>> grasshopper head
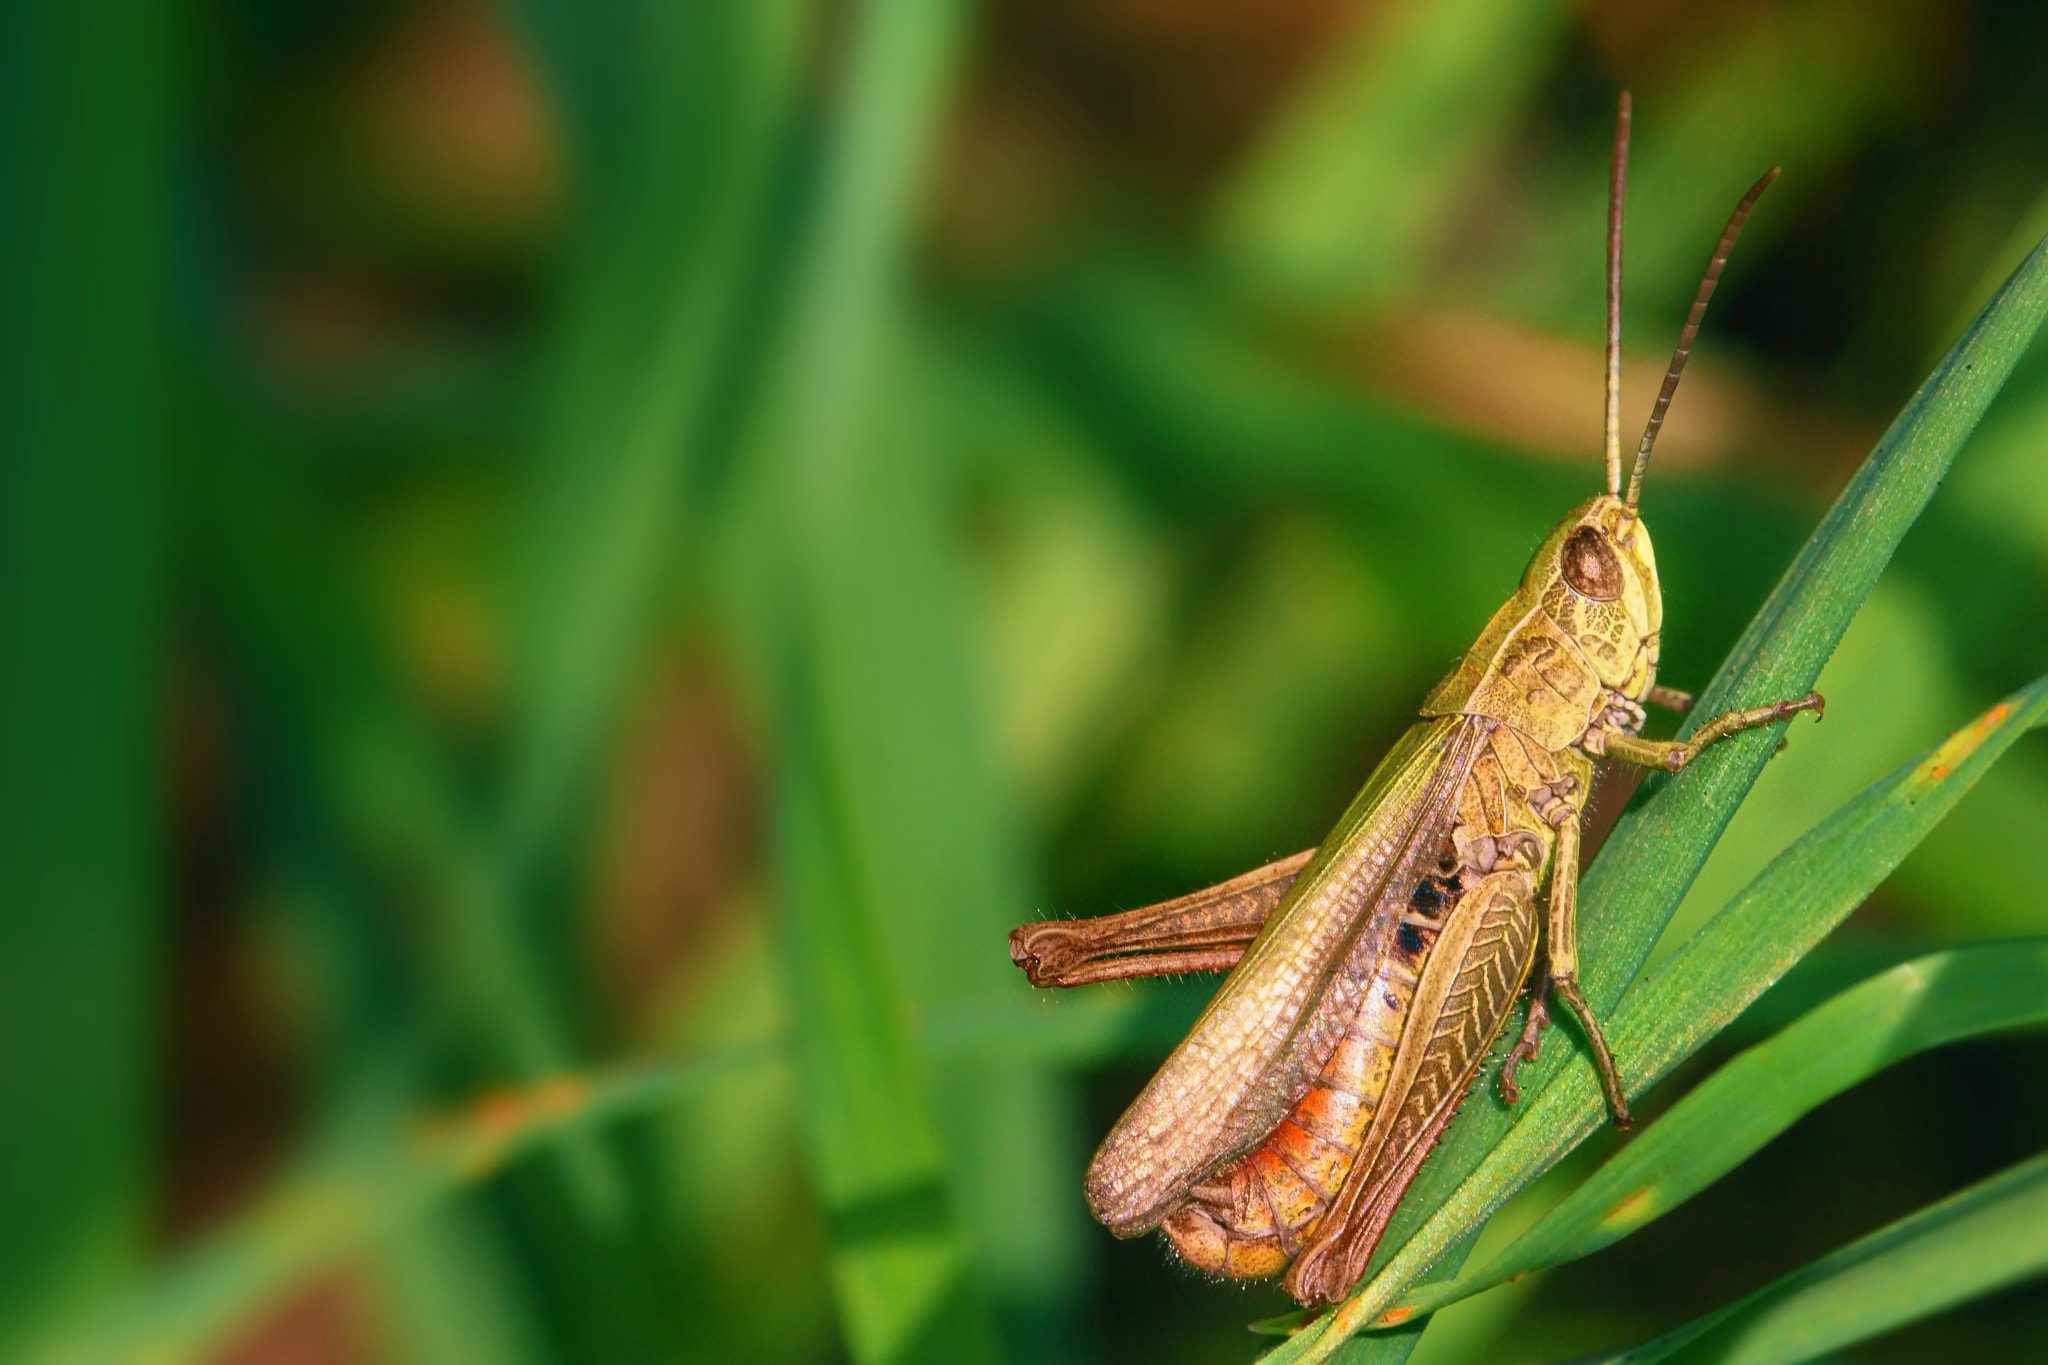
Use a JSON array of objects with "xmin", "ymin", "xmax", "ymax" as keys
[
  {"xmin": 1524, "ymin": 90, "xmax": 1772, "ymax": 703},
  {"xmin": 1523, "ymin": 494, "xmax": 1662, "ymax": 697}
]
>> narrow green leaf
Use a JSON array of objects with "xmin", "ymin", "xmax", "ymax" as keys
[
  {"xmin": 500, "ymin": 0, "xmax": 805, "ymax": 864},
  {"xmin": 779, "ymin": 733, "xmax": 999, "ymax": 1365},
  {"xmin": 1391, "ymin": 937, "xmax": 2048, "ymax": 1320},
  {"xmin": 0, "ymin": 0, "xmax": 168, "ymax": 1351},
  {"xmin": 1265, "ymin": 232, "xmax": 2048, "ymax": 1364},
  {"xmin": 737, "ymin": 0, "xmax": 1009, "ymax": 1359},
  {"xmin": 1595, "ymin": 1151, "xmax": 2048, "ymax": 1365}
]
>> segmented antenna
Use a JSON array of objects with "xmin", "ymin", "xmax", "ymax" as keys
[
  {"xmin": 1604, "ymin": 93, "xmax": 1631, "ymax": 497},
  {"xmin": 1623, "ymin": 164, "xmax": 1780, "ymax": 513}
]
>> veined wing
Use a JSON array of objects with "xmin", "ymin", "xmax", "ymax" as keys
[
  {"xmin": 1085, "ymin": 713, "xmax": 1492, "ymax": 1235},
  {"xmin": 1284, "ymin": 862, "xmax": 1542, "ymax": 1303}
]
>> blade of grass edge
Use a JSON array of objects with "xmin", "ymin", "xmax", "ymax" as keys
[
  {"xmin": 779, "ymin": 726, "xmax": 1001, "ymax": 1365},
  {"xmin": 0, "ymin": 0, "xmax": 168, "ymax": 1350},
  {"xmin": 1264, "ymin": 234, "xmax": 2048, "ymax": 1365},
  {"xmin": 1394, "ymin": 933, "xmax": 2048, "ymax": 1318},
  {"xmin": 498, "ymin": 0, "xmax": 803, "ymax": 868},
  {"xmin": 747, "ymin": 0, "xmax": 1004, "ymax": 1360},
  {"xmin": 1595, "ymin": 1150, "xmax": 2048, "ymax": 1365}
]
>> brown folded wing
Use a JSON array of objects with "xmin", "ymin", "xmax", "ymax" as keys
[{"xmin": 1084, "ymin": 714, "xmax": 1492, "ymax": 1237}]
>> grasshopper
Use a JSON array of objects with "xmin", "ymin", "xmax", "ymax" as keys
[{"xmin": 1008, "ymin": 94, "xmax": 1823, "ymax": 1307}]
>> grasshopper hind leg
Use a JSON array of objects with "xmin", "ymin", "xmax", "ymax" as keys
[{"xmin": 1008, "ymin": 848, "xmax": 1312, "ymax": 987}]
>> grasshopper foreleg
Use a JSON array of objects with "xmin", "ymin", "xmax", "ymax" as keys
[
  {"xmin": 1644, "ymin": 684, "xmax": 1695, "ymax": 713},
  {"xmin": 1594, "ymin": 691, "xmax": 1823, "ymax": 772}
]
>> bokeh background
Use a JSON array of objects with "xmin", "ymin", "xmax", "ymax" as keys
[{"xmin": 6, "ymin": 0, "xmax": 2048, "ymax": 1361}]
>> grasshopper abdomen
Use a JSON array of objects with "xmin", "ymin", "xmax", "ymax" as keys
[{"xmin": 1160, "ymin": 720, "xmax": 1572, "ymax": 1300}]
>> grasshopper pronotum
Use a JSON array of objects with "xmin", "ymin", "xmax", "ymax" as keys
[{"xmin": 1008, "ymin": 93, "xmax": 1823, "ymax": 1308}]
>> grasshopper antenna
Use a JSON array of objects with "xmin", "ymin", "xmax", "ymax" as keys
[
  {"xmin": 1623, "ymin": 163, "xmax": 1780, "ymax": 513},
  {"xmin": 1604, "ymin": 92, "xmax": 1631, "ymax": 497}
]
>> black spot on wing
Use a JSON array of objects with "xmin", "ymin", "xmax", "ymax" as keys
[{"xmin": 1410, "ymin": 872, "xmax": 1468, "ymax": 923}]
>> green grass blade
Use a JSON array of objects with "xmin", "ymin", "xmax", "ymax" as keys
[
  {"xmin": 500, "ymin": 0, "xmax": 804, "ymax": 864},
  {"xmin": 1261, "ymin": 234, "xmax": 2048, "ymax": 1365},
  {"xmin": 779, "ymin": 733, "xmax": 1001, "ymax": 1365},
  {"xmin": 1391, "ymin": 936, "xmax": 2048, "ymax": 1320},
  {"xmin": 0, "ymin": 0, "xmax": 168, "ymax": 1351},
  {"xmin": 1593, "ymin": 1151, "xmax": 2048, "ymax": 1365},
  {"xmin": 734, "ymin": 0, "xmax": 1011, "ymax": 1358}
]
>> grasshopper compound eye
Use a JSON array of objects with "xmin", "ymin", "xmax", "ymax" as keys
[{"xmin": 1562, "ymin": 526, "xmax": 1624, "ymax": 600}]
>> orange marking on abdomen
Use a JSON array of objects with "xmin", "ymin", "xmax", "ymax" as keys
[
  {"xmin": 1161, "ymin": 967, "xmax": 1412, "ymax": 1279},
  {"xmin": 1269, "ymin": 1119, "xmax": 1351, "ymax": 1199}
]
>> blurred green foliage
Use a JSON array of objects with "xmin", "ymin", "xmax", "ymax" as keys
[{"xmin": 6, "ymin": 0, "xmax": 2048, "ymax": 1361}]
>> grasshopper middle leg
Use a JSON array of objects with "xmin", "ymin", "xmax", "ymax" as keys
[
  {"xmin": 1518, "ymin": 801, "xmax": 1633, "ymax": 1128},
  {"xmin": 1515, "ymin": 690, "xmax": 1826, "ymax": 1123}
]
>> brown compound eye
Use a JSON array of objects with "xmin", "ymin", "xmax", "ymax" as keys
[{"xmin": 1561, "ymin": 525, "xmax": 1624, "ymax": 600}]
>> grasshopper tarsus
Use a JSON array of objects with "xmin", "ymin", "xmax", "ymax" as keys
[
  {"xmin": 1007, "ymin": 924, "xmax": 1058, "ymax": 985},
  {"xmin": 1499, "ymin": 974, "xmax": 1552, "ymax": 1105},
  {"xmin": 1606, "ymin": 689, "xmax": 1827, "ymax": 775}
]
